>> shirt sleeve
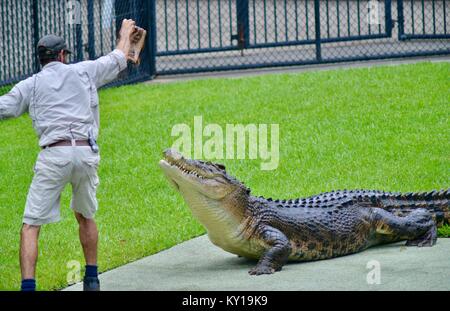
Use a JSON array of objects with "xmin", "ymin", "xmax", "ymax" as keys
[
  {"xmin": 75, "ymin": 49, "xmax": 128, "ymax": 89},
  {"xmin": 0, "ymin": 78, "xmax": 33, "ymax": 120}
]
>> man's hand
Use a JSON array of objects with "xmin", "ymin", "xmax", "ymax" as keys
[
  {"xmin": 116, "ymin": 19, "xmax": 147, "ymax": 65},
  {"xmin": 128, "ymin": 27, "xmax": 147, "ymax": 64},
  {"xmin": 116, "ymin": 19, "xmax": 137, "ymax": 61},
  {"xmin": 119, "ymin": 19, "xmax": 136, "ymax": 40}
]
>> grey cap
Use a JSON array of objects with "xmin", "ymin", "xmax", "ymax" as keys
[{"xmin": 37, "ymin": 34, "xmax": 72, "ymax": 54}]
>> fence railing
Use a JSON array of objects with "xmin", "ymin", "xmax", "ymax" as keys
[{"xmin": 0, "ymin": 0, "xmax": 449, "ymax": 92}]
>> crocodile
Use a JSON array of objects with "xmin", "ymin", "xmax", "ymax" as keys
[{"xmin": 159, "ymin": 149, "xmax": 449, "ymax": 275}]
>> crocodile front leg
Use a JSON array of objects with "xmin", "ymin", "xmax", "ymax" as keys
[{"xmin": 249, "ymin": 226, "xmax": 291, "ymax": 276}]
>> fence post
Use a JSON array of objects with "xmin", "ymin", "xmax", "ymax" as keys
[
  {"xmin": 32, "ymin": 0, "xmax": 40, "ymax": 73},
  {"xmin": 147, "ymin": 0, "xmax": 157, "ymax": 77},
  {"xmin": 87, "ymin": 0, "xmax": 96, "ymax": 59},
  {"xmin": 75, "ymin": 23, "xmax": 83, "ymax": 61},
  {"xmin": 385, "ymin": 0, "xmax": 392, "ymax": 37},
  {"xmin": 397, "ymin": 0, "xmax": 405, "ymax": 40},
  {"xmin": 236, "ymin": 0, "xmax": 249, "ymax": 49},
  {"xmin": 314, "ymin": 0, "xmax": 322, "ymax": 61}
]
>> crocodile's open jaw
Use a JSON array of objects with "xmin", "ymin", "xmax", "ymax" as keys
[
  {"xmin": 159, "ymin": 148, "xmax": 251, "ymax": 237},
  {"xmin": 159, "ymin": 149, "xmax": 237, "ymax": 199}
]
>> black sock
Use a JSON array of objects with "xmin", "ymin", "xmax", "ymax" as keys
[
  {"xmin": 21, "ymin": 279, "xmax": 36, "ymax": 291},
  {"xmin": 85, "ymin": 265, "xmax": 98, "ymax": 278}
]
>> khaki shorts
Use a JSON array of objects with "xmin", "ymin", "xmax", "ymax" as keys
[{"xmin": 23, "ymin": 146, "xmax": 100, "ymax": 225}]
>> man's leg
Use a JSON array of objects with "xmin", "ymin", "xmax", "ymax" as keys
[
  {"xmin": 74, "ymin": 212, "xmax": 100, "ymax": 291},
  {"xmin": 75, "ymin": 212, "xmax": 98, "ymax": 265},
  {"xmin": 20, "ymin": 224, "xmax": 41, "ymax": 291},
  {"xmin": 21, "ymin": 147, "xmax": 72, "ymax": 291},
  {"xmin": 72, "ymin": 147, "xmax": 101, "ymax": 290}
]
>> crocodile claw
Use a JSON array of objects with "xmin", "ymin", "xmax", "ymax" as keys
[
  {"xmin": 248, "ymin": 266, "xmax": 276, "ymax": 276},
  {"xmin": 405, "ymin": 225, "xmax": 438, "ymax": 247}
]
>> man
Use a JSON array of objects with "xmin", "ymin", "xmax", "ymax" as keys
[{"xmin": 0, "ymin": 19, "xmax": 145, "ymax": 291}]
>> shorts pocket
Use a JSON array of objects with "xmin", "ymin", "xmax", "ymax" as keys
[
  {"xmin": 52, "ymin": 158, "xmax": 72, "ymax": 167},
  {"xmin": 82, "ymin": 157, "xmax": 100, "ymax": 187},
  {"xmin": 34, "ymin": 157, "xmax": 71, "ymax": 173},
  {"xmin": 82, "ymin": 156, "xmax": 100, "ymax": 169}
]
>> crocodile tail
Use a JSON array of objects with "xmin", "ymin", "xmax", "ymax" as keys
[{"xmin": 378, "ymin": 189, "xmax": 450, "ymax": 226}]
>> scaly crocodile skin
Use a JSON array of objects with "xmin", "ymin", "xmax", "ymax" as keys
[{"xmin": 159, "ymin": 149, "xmax": 449, "ymax": 275}]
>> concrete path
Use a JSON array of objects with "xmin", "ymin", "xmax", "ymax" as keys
[{"xmin": 64, "ymin": 236, "xmax": 450, "ymax": 291}]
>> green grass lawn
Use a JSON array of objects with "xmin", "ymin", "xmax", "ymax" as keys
[{"xmin": 0, "ymin": 62, "xmax": 449, "ymax": 290}]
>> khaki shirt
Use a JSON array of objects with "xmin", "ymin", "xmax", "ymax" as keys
[{"xmin": 0, "ymin": 49, "xmax": 127, "ymax": 147}]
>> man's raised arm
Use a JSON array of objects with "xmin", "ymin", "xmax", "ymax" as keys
[{"xmin": 76, "ymin": 19, "xmax": 146, "ymax": 89}]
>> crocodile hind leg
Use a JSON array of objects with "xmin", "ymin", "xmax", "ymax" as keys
[
  {"xmin": 404, "ymin": 226, "xmax": 437, "ymax": 247},
  {"xmin": 371, "ymin": 208, "xmax": 437, "ymax": 247},
  {"xmin": 248, "ymin": 226, "xmax": 291, "ymax": 276}
]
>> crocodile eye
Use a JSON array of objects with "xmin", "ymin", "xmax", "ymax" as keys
[{"xmin": 215, "ymin": 164, "xmax": 226, "ymax": 171}]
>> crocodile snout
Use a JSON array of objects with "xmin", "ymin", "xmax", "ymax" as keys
[{"xmin": 163, "ymin": 148, "xmax": 183, "ymax": 162}]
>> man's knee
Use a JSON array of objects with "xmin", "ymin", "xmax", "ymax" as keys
[
  {"xmin": 75, "ymin": 212, "xmax": 96, "ymax": 227},
  {"xmin": 21, "ymin": 224, "xmax": 41, "ymax": 233}
]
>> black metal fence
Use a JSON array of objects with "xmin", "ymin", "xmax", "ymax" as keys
[
  {"xmin": 155, "ymin": 0, "xmax": 450, "ymax": 74},
  {"xmin": 0, "ymin": 0, "xmax": 155, "ymax": 93},
  {"xmin": 1, "ymin": 0, "xmax": 449, "ymax": 93}
]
